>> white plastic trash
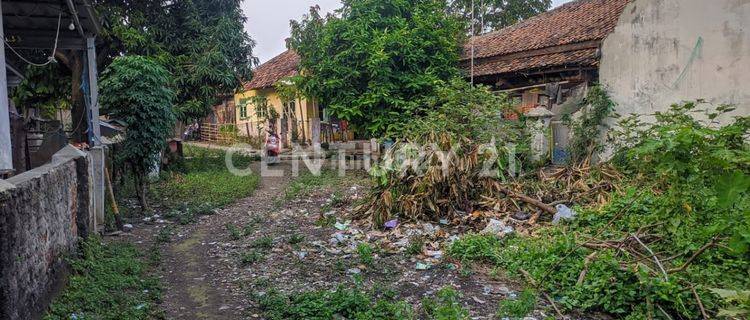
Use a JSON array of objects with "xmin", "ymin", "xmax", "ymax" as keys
[{"xmin": 552, "ymin": 204, "xmax": 577, "ymax": 224}]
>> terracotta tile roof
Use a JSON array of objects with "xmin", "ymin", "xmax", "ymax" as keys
[
  {"xmin": 244, "ymin": 50, "xmax": 300, "ymax": 90},
  {"xmin": 462, "ymin": 0, "xmax": 630, "ymax": 76},
  {"xmin": 468, "ymin": 48, "xmax": 599, "ymax": 77}
]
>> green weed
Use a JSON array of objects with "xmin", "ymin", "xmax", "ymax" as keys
[
  {"xmin": 155, "ymin": 226, "xmax": 173, "ymax": 244},
  {"xmin": 257, "ymin": 286, "xmax": 414, "ymax": 320},
  {"xmin": 448, "ymin": 104, "xmax": 750, "ymax": 319},
  {"xmin": 252, "ymin": 236, "xmax": 274, "ymax": 250},
  {"xmin": 357, "ymin": 243, "xmax": 374, "ymax": 266},
  {"xmin": 497, "ymin": 289, "xmax": 537, "ymax": 319},
  {"xmin": 118, "ymin": 146, "xmax": 260, "ymax": 220},
  {"xmin": 422, "ymin": 287, "xmax": 470, "ymax": 320},
  {"xmin": 315, "ymin": 215, "xmax": 336, "ymax": 227},
  {"xmin": 284, "ymin": 170, "xmax": 342, "ymax": 200},
  {"xmin": 288, "ymin": 234, "xmax": 305, "ymax": 245},
  {"xmin": 226, "ymin": 223, "xmax": 243, "ymax": 240},
  {"xmin": 240, "ymin": 250, "xmax": 265, "ymax": 266},
  {"xmin": 406, "ymin": 237, "xmax": 424, "ymax": 256},
  {"xmin": 44, "ymin": 237, "xmax": 161, "ymax": 320}
]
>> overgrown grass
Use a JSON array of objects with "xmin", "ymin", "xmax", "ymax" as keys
[
  {"xmin": 118, "ymin": 145, "xmax": 260, "ymax": 221},
  {"xmin": 153, "ymin": 145, "xmax": 260, "ymax": 208},
  {"xmin": 448, "ymin": 104, "xmax": 750, "ymax": 319},
  {"xmin": 44, "ymin": 237, "xmax": 161, "ymax": 320},
  {"xmin": 282, "ymin": 169, "xmax": 346, "ymax": 200},
  {"xmin": 256, "ymin": 285, "xmax": 472, "ymax": 320}
]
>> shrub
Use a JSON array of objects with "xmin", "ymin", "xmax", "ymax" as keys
[
  {"xmin": 101, "ymin": 56, "xmax": 176, "ymax": 212},
  {"xmin": 450, "ymin": 104, "xmax": 750, "ymax": 318}
]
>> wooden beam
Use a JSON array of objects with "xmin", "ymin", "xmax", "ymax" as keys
[
  {"xmin": 81, "ymin": 0, "xmax": 101, "ymax": 35},
  {"xmin": 65, "ymin": 0, "xmax": 85, "ymax": 38},
  {"xmin": 86, "ymin": 36, "xmax": 100, "ymax": 145},
  {"xmin": 6, "ymin": 35, "xmax": 85, "ymax": 50}
]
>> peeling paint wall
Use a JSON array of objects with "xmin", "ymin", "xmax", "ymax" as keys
[{"xmin": 599, "ymin": 0, "xmax": 750, "ymax": 121}]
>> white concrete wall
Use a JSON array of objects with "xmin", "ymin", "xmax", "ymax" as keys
[{"xmin": 600, "ymin": 0, "xmax": 750, "ymax": 121}]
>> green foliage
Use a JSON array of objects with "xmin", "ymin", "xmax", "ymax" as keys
[
  {"xmin": 316, "ymin": 215, "xmax": 337, "ymax": 228},
  {"xmin": 290, "ymin": 0, "xmax": 465, "ymax": 137},
  {"xmin": 101, "ymin": 55, "xmax": 176, "ymax": 181},
  {"xmin": 406, "ymin": 236, "xmax": 425, "ymax": 255},
  {"xmin": 257, "ymin": 286, "xmax": 414, "ymax": 320},
  {"xmin": 398, "ymin": 79, "xmax": 522, "ymax": 143},
  {"xmin": 497, "ymin": 289, "xmax": 537, "ymax": 319},
  {"xmin": 357, "ymin": 243, "xmax": 374, "ymax": 265},
  {"xmin": 240, "ymin": 250, "xmax": 266, "ymax": 266},
  {"xmin": 564, "ymin": 85, "xmax": 616, "ymax": 163},
  {"xmin": 11, "ymin": 64, "xmax": 71, "ymax": 119},
  {"xmin": 450, "ymin": 104, "xmax": 750, "ymax": 318},
  {"xmin": 226, "ymin": 223, "xmax": 243, "ymax": 240},
  {"xmin": 711, "ymin": 288, "xmax": 750, "ymax": 318},
  {"xmin": 447, "ymin": 233, "xmax": 502, "ymax": 262},
  {"xmin": 421, "ymin": 287, "xmax": 470, "ymax": 320},
  {"xmin": 289, "ymin": 234, "xmax": 306, "ymax": 245},
  {"xmin": 99, "ymin": 0, "xmax": 257, "ymax": 122},
  {"xmin": 44, "ymin": 237, "xmax": 161, "ymax": 320},
  {"xmin": 155, "ymin": 226, "xmax": 173, "ymax": 244},
  {"xmin": 448, "ymin": 0, "xmax": 551, "ymax": 35},
  {"xmin": 252, "ymin": 237, "xmax": 274, "ymax": 250}
]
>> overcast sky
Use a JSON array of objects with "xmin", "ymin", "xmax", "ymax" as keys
[{"xmin": 242, "ymin": 0, "xmax": 573, "ymax": 63}]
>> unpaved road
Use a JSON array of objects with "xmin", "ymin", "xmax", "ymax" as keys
[
  {"xmin": 129, "ymin": 162, "xmax": 291, "ymax": 319},
  {"xmin": 125, "ymin": 161, "xmax": 566, "ymax": 319}
]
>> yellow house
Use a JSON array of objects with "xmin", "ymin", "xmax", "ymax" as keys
[
  {"xmin": 235, "ymin": 50, "xmax": 319, "ymax": 147},
  {"xmin": 235, "ymin": 50, "xmax": 355, "ymax": 148}
]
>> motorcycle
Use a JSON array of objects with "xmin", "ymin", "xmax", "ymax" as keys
[{"xmin": 265, "ymin": 130, "xmax": 281, "ymax": 165}]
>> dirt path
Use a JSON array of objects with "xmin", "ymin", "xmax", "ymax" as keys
[
  {"xmin": 129, "ymin": 163, "xmax": 292, "ymax": 319},
  {"xmin": 125, "ymin": 162, "xmax": 565, "ymax": 319}
]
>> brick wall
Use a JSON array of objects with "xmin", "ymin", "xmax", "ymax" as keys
[{"xmin": 0, "ymin": 146, "xmax": 93, "ymax": 320}]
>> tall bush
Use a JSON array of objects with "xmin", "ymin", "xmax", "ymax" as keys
[
  {"xmin": 290, "ymin": 0, "xmax": 465, "ymax": 137},
  {"xmin": 100, "ymin": 56, "xmax": 176, "ymax": 211}
]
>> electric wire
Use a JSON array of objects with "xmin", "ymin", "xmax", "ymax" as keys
[{"xmin": 3, "ymin": 12, "xmax": 62, "ymax": 67}]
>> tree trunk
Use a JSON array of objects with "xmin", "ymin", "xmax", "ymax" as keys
[
  {"xmin": 56, "ymin": 50, "xmax": 89, "ymax": 143},
  {"xmin": 133, "ymin": 170, "xmax": 150, "ymax": 213}
]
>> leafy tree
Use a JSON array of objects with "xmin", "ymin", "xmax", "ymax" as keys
[
  {"xmin": 11, "ymin": 64, "xmax": 71, "ymax": 119},
  {"xmin": 100, "ymin": 56, "xmax": 176, "ymax": 212},
  {"xmin": 150, "ymin": 0, "xmax": 257, "ymax": 121},
  {"xmin": 290, "ymin": 0, "xmax": 465, "ymax": 137},
  {"xmin": 99, "ymin": 0, "xmax": 257, "ymax": 122},
  {"xmin": 10, "ymin": 0, "xmax": 256, "ymax": 143},
  {"xmin": 448, "ymin": 0, "xmax": 551, "ymax": 35}
]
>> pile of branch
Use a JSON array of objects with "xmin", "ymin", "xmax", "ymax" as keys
[{"xmin": 355, "ymin": 134, "xmax": 624, "ymax": 230}]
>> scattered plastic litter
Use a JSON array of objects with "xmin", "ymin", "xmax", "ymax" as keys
[
  {"xmin": 552, "ymin": 204, "xmax": 577, "ymax": 224},
  {"xmin": 334, "ymin": 221, "xmax": 350, "ymax": 230},
  {"xmin": 384, "ymin": 219, "xmax": 399, "ymax": 229},
  {"xmin": 481, "ymin": 219, "xmax": 514, "ymax": 236},
  {"xmin": 416, "ymin": 262, "xmax": 432, "ymax": 270}
]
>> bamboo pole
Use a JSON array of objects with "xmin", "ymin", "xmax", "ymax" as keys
[{"xmin": 105, "ymin": 166, "xmax": 124, "ymax": 230}]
